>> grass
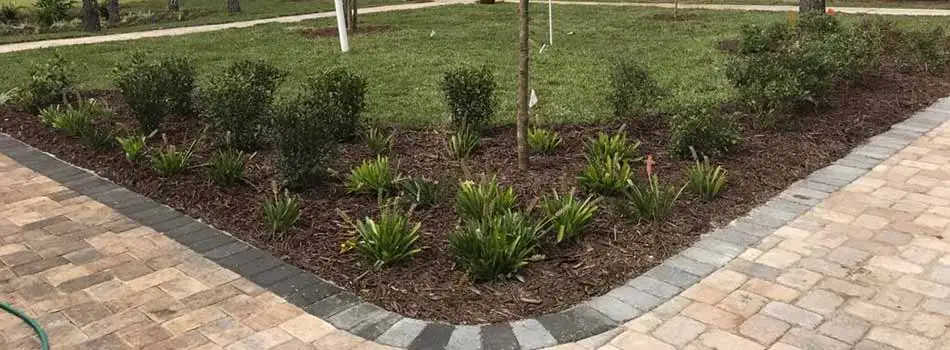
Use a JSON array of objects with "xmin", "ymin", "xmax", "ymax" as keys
[
  {"xmin": 0, "ymin": 0, "xmax": 404, "ymax": 44},
  {"xmin": 2, "ymin": 4, "xmax": 948, "ymax": 127},
  {"xmin": 553, "ymin": 0, "xmax": 950, "ymax": 9}
]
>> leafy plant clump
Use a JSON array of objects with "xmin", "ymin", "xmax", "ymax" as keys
[
  {"xmin": 113, "ymin": 53, "xmax": 196, "ymax": 132},
  {"xmin": 271, "ymin": 87, "xmax": 338, "ymax": 191},
  {"xmin": 364, "ymin": 127, "xmax": 394, "ymax": 155},
  {"xmin": 209, "ymin": 148, "xmax": 250, "ymax": 186},
  {"xmin": 578, "ymin": 154, "xmax": 633, "ymax": 196},
  {"xmin": 346, "ymin": 156, "xmax": 401, "ymax": 196},
  {"xmin": 608, "ymin": 59, "xmax": 667, "ymax": 120},
  {"xmin": 441, "ymin": 65, "xmax": 496, "ymax": 132},
  {"xmin": 455, "ymin": 176, "xmax": 518, "ymax": 223},
  {"xmin": 401, "ymin": 176, "xmax": 441, "ymax": 209},
  {"xmin": 686, "ymin": 154, "xmax": 727, "ymax": 200},
  {"xmin": 447, "ymin": 127, "xmax": 480, "ymax": 159},
  {"xmin": 116, "ymin": 132, "xmax": 151, "ymax": 162},
  {"xmin": 538, "ymin": 189, "xmax": 600, "ymax": 244},
  {"xmin": 35, "ymin": 0, "xmax": 72, "ymax": 27},
  {"xmin": 150, "ymin": 136, "xmax": 197, "ymax": 177},
  {"xmin": 449, "ymin": 211, "xmax": 541, "ymax": 281},
  {"xmin": 262, "ymin": 185, "xmax": 302, "ymax": 238},
  {"xmin": 26, "ymin": 54, "xmax": 74, "ymax": 112},
  {"xmin": 200, "ymin": 59, "xmax": 283, "ymax": 151},
  {"xmin": 305, "ymin": 68, "xmax": 367, "ymax": 141},
  {"xmin": 342, "ymin": 203, "xmax": 423, "ymax": 269},
  {"xmin": 39, "ymin": 99, "xmax": 113, "ymax": 149},
  {"xmin": 527, "ymin": 127, "xmax": 562, "ymax": 154},
  {"xmin": 584, "ymin": 130, "xmax": 641, "ymax": 163},
  {"xmin": 626, "ymin": 157, "xmax": 684, "ymax": 221}
]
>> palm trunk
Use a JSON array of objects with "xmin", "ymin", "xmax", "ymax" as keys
[
  {"xmin": 82, "ymin": 0, "xmax": 101, "ymax": 32},
  {"xmin": 107, "ymin": 0, "xmax": 119, "ymax": 24},
  {"xmin": 516, "ymin": 0, "xmax": 529, "ymax": 170},
  {"xmin": 799, "ymin": 0, "xmax": 825, "ymax": 14},
  {"xmin": 168, "ymin": 0, "xmax": 179, "ymax": 11},
  {"xmin": 227, "ymin": 0, "xmax": 240, "ymax": 12}
]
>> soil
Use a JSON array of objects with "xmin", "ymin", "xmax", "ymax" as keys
[
  {"xmin": 298, "ymin": 24, "xmax": 394, "ymax": 39},
  {"xmin": 2, "ymin": 66, "xmax": 949, "ymax": 324}
]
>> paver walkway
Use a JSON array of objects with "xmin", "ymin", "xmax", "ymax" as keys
[
  {"xmin": 2, "ymin": 0, "xmax": 950, "ymax": 54},
  {"xmin": 3, "ymin": 102, "xmax": 950, "ymax": 349}
]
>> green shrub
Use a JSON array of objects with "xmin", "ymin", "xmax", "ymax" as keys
[
  {"xmin": 686, "ymin": 154, "xmax": 727, "ymax": 200},
  {"xmin": 584, "ymin": 131, "xmax": 641, "ymax": 163},
  {"xmin": 441, "ymin": 66, "xmax": 496, "ymax": 132},
  {"xmin": 303, "ymin": 68, "xmax": 367, "ymax": 141},
  {"xmin": 113, "ymin": 53, "xmax": 196, "ymax": 132},
  {"xmin": 35, "ymin": 0, "xmax": 72, "ymax": 27},
  {"xmin": 200, "ymin": 60, "xmax": 283, "ymax": 151},
  {"xmin": 449, "ymin": 211, "xmax": 540, "ymax": 281},
  {"xmin": 455, "ymin": 176, "xmax": 518, "ymax": 223},
  {"xmin": 364, "ymin": 127, "xmax": 394, "ymax": 155},
  {"xmin": 578, "ymin": 155, "xmax": 633, "ymax": 196},
  {"xmin": 401, "ymin": 176, "xmax": 441, "ymax": 209},
  {"xmin": 80, "ymin": 125, "xmax": 114, "ymax": 150},
  {"xmin": 342, "ymin": 203, "xmax": 422, "ymax": 268},
  {"xmin": 626, "ymin": 175, "xmax": 684, "ymax": 222},
  {"xmin": 608, "ymin": 60, "xmax": 667, "ymax": 119},
  {"xmin": 209, "ymin": 148, "xmax": 248, "ymax": 186},
  {"xmin": 116, "ymin": 133, "xmax": 149, "ymax": 162},
  {"xmin": 27, "ymin": 54, "xmax": 74, "ymax": 112},
  {"xmin": 271, "ymin": 95, "xmax": 338, "ymax": 191},
  {"xmin": 538, "ymin": 189, "xmax": 600, "ymax": 244},
  {"xmin": 263, "ymin": 186, "xmax": 301, "ymax": 238},
  {"xmin": 1, "ymin": 4, "xmax": 23, "ymax": 24},
  {"xmin": 150, "ymin": 137, "xmax": 196, "ymax": 177},
  {"xmin": 669, "ymin": 109, "xmax": 740, "ymax": 159},
  {"xmin": 447, "ymin": 127, "xmax": 480, "ymax": 159},
  {"xmin": 904, "ymin": 27, "xmax": 950, "ymax": 74},
  {"xmin": 527, "ymin": 127, "xmax": 561, "ymax": 154},
  {"xmin": 346, "ymin": 156, "xmax": 401, "ymax": 196}
]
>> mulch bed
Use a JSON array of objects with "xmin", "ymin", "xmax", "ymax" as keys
[{"xmin": 2, "ymin": 66, "xmax": 949, "ymax": 324}]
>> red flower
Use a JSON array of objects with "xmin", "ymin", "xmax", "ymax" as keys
[{"xmin": 646, "ymin": 154, "xmax": 655, "ymax": 177}]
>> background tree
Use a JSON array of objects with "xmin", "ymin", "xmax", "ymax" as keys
[
  {"xmin": 168, "ymin": 0, "xmax": 179, "ymax": 11},
  {"xmin": 343, "ymin": 0, "xmax": 357, "ymax": 33},
  {"xmin": 516, "ymin": 0, "xmax": 529, "ymax": 169},
  {"xmin": 82, "ymin": 0, "xmax": 100, "ymax": 32},
  {"xmin": 227, "ymin": 0, "xmax": 240, "ymax": 13},
  {"xmin": 106, "ymin": 0, "xmax": 119, "ymax": 25},
  {"xmin": 799, "ymin": 0, "xmax": 825, "ymax": 14}
]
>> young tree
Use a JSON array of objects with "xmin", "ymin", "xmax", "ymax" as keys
[
  {"xmin": 799, "ymin": 0, "xmax": 825, "ymax": 14},
  {"xmin": 516, "ymin": 0, "xmax": 529, "ymax": 169},
  {"xmin": 106, "ymin": 0, "xmax": 120, "ymax": 25},
  {"xmin": 81, "ymin": 0, "xmax": 100, "ymax": 32},
  {"xmin": 227, "ymin": 0, "xmax": 240, "ymax": 12}
]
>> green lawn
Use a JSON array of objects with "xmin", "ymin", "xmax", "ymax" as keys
[
  {"xmin": 0, "ymin": 0, "xmax": 405, "ymax": 44},
  {"xmin": 2, "ymin": 4, "xmax": 948, "ymax": 126},
  {"xmin": 554, "ymin": 0, "xmax": 950, "ymax": 10}
]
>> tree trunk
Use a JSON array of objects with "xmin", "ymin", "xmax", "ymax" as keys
[
  {"xmin": 168, "ymin": 0, "xmax": 179, "ymax": 11},
  {"xmin": 82, "ymin": 0, "xmax": 101, "ymax": 32},
  {"xmin": 516, "ymin": 0, "xmax": 529, "ymax": 170},
  {"xmin": 799, "ymin": 0, "xmax": 825, "ymax": 14},
  {"xmin": 107, "ymin": 0, "xmax": 119, "ymax": 25},
  {"xmin": 343, "ymin": 0, "xmax": 357, "ymax": 33},
  {"xmin": 227, "ymin": 0, "xmax": 240, "ymax": 12}
]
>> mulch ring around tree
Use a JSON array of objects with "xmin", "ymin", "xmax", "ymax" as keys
[{"xmin": 2, "ymin": 66, "xmax": 949, "ymax": 324}]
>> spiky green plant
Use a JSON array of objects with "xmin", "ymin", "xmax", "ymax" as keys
[
  {"xmin": 401, "ymin": 176, "xmax": 441, "ymax": 208},
  {"xmin": 527, "ymin": 127, "xmax": 562, "ymax": 154},
  {"xmin": 686, "ymin": 154, "xmax": 727, "ymax": 200},
  {"xmin": 341, "ymin": 203, "xmax": 422, "ymax": 268},
  {"xmin": 263, "ymin": 184, "xmax": 302, "ymax": 238},
  {"xmin": 584, "ymin": 131, "xmax": 641, "ymax": 163},
  {"xmin": 364, "ymin": 127, "xmax": 395, "ymax": 155},
  {"xmin": 346, "ymin": 156, "xmax": 401, "ymax": 196},
  {"xmin": 209, "ymin": 148, "xmax": 249, "ymax": 186},
  {"xmin": 578, "ymin": 155, "xmax": 633, "ymax": 196},
  {"xmin": 447, "ymin": 127, "xmax": 480, "ymax": 159},
  {"xmin": 449, "ymin": 211, "xmax": 541, "ymax": 281},
  {"xmin": 455, "ymin": 176, "xmax": 518, "ymax": 222},
  {"xmin": 539, "ymin": 189, "xmax": 601, "ymax": 243},
  {"xmin": 626, "ymin": 175, "xmax": 685, "ymax": 222}
]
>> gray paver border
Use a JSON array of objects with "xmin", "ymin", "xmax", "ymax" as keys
[{"xmin": 2, "ymin": 97, "xmax": 949, "ymax": 349}]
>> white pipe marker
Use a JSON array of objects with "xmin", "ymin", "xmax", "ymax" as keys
[
  {"xmin": 334, "ymin": 0, "xmax": 350, "ymax": 52},
  {"xmin": 548, "ymin": 0, "xmax": 553, "ymax": 45}
]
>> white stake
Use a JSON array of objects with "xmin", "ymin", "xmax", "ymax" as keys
[
  {"xmin": 334, "ymin": 0, "xmax": 350, "ymax": 52},
  {"xmin": 548, "ymin": 0, "xmax": 553, "ymax": 45}
]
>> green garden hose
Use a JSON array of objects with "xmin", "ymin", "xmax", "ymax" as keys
[{"xmin": 1, "ymin": 302, "xmax": 49, "ymax": 350}]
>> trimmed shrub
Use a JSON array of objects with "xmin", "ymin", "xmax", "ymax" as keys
[
  {"xmin": 113, "ymin": 53, "xmax": 195, "ymax": 132},
  {"xmin": 271, "ymin": 96, "xmax": 337, "ymax": 191},
  {"xmin": 608, "ymin": 60, "xmax": 667, "ymax": 119},
  {"xmin": 669, "ymin": 108, "xmax": 741, "ymax": 159},
  {"xmin": 35, "ymin": 0, "xmax": 72, "ymax": 27},
  {"xmin": 449, "ymin": 211, "xmax": 541, "ymax": 281},
  {"xmin": 1, "ymin": 4, "xmax": 23, "ymax": 24},
  {"xmin": 26, "ymin": 54, "xmax": 74, "ymax": 112},
  {"xmin": 441, "ymin": 66, "xmax": 496, "ymax": 132},
  {"xmin": 304, "ymin": 68, "xmax": 367, "ymax": 141},
  {"xmin": 200, "ymin": 60, "xmax": 283, "ymax": 151}
]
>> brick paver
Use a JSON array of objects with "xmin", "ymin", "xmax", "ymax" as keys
[{"xmin": 6, "ymin": 109, "xmax": 950, "ymax": 348}]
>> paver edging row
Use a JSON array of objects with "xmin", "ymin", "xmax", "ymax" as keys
[{"xmin": 2, "ymin": 97, "xmax": 949, "ymax": 349}]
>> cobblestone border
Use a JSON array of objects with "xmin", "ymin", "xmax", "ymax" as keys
[{"xmin": 2, "ymin": 97, "xmax": 948, "ymax": 349}]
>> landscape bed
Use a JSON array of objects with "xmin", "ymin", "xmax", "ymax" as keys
[
  {"xmin": 3, "ymin": 66, "xmax": 949, "ymax": 322},
  {"xmin": 2, "ymin": 5, "xmax": 950, "ymax": 325}
]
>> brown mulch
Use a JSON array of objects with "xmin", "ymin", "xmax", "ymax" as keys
[
  {"xmin": 2, "ymin": 67, "xmax": 949, "ymax": 324},
  {"xmin": 298, "ymin": 25, "xmax": 394, "ymax": 39}
]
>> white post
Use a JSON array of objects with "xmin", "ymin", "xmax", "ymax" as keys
[
  {"xmin": 334, "ymin": 0, "xmax": 350, "ymax": 52},
  {"xmin": 547, "ymin": 0, "xmax": 553, "ymax": 45}
]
